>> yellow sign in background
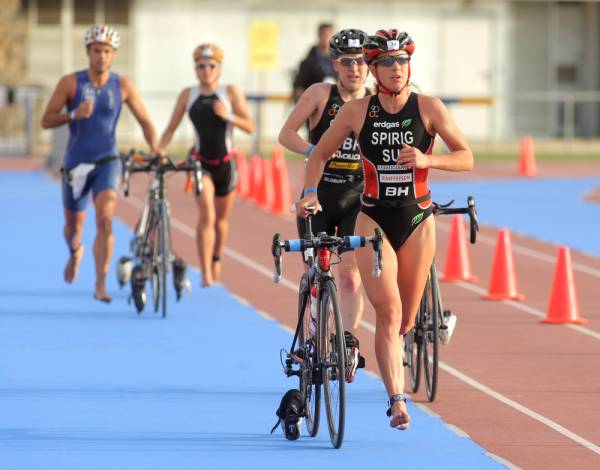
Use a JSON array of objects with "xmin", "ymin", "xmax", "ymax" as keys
[{"xmin": 249, "ymin": 21, "xmax": 279, "ymax": 70}]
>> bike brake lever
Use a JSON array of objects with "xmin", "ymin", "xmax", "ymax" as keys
[{"xmin": 272, "ymin": 234, "xmax": 283, "ymax": 283}]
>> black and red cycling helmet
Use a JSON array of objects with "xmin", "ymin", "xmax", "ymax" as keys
[
  {"xmin": 363, "ymin": 29, "xmax": 414, "ymax": 65},
  {"xmin": 329, "ymin": 29, "xmax": 369, "ymax": 57}
]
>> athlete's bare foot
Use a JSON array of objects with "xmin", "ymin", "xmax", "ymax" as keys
[
  {"xmin": 201, "ymin": 274, "xmax": 214, "ymax": 288},
  {"xmin": 212, "ymin": 257, "xmax": 221, "ymax": 281},
  {"xmin": 389, "ymin": 400, "xmax": 410, "ymax": 430},
  {"xmin": 64, "ymin": 245, "xmax": 84, "ymax": 284},
  {"xmin": 93, "ymin": 284, "xmax": 112, "ymax": 303}
]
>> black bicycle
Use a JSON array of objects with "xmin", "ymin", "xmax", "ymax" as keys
[
  {"xmin": 272, "ymin": 216, "xmax": 383, "ymax": 449},
  {"xmin": 404, "ymin": 196, "xmax": 479, "ymax": 402},
  {"xmin": 117, "ymin": 150, "xmax": 202, "ymax": 318}
]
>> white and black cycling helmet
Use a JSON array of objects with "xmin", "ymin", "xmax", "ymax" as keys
[
  {"xmin": 330, "ymin": 28, "xmax": 368, "ymax": 57},
  {"xmin": 85, "ymin": 24, "xmax": 120, "ymax": 49}
]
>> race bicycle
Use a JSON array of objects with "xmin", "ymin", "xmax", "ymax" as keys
[
  {"xmin": 404, "ymin": 196, "xmax": 479, "ymax": 402},
  {"xmin": 117, "ymin": 151, "xmax": 202, "ymax": 318},
  {"xmin": 271, "ymin": 215, "xmax": 383, "ymax": 449}
]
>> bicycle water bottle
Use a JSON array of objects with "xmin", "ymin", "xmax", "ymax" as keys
[{"xmin": 309, "ymin": 285, "xmax": 318, "ymax": 337}]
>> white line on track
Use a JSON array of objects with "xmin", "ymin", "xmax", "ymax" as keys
[
  {"xmin": 441, "ymin": 276, "xmax": 600, "ymax": 342},
  {"xmin": 121, "ymin": 196, "xmax": 600, "ymax": 456}
]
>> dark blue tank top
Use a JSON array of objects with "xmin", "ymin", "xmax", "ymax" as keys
[{"xmin": 64, "ymin": 70, "xmax": 122, "ymax": 169}]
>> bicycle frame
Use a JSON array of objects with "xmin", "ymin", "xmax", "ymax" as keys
[
  {"xmin": 272, "ymin": 220, "xmax": 382, "ymax": 448},
  {"xmin": 121, "ymin": 151, "xmax": 201, "ymax": 317},
  {"xmin": 134, "ymin": 171, "xmax": 171, "ymax": 263}
]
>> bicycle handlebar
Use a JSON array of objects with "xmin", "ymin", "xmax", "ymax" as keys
[
  {"xmin": 271, "ymin": 227, "xmax": 383, "ymax": 283},
  {"xmin": 432, "ymin": 195, "xmax": 479, "ymax": 244},
  {"xmin": 121, "ymin": 150, "xmax": 203, "ymax": 197}
]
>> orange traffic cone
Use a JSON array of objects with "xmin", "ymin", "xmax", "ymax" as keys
[
  {"xmin": 184, "ymin": 172, "xmax": 193, "ymax": 193},
  {"xmin": 271, "ymin": 148, "xmax": 292, "ymax": 215},
  {"xmin": 271, "ymin": 146, "xmax": 284, "ymax": 166},
  {"xmin": 542, "ymin": 247, "xmax": 587, "ymax": 324},
  {"xmin": 235, "ymin": 151, "xmax": 249, "ymax": 198},
  {"xmin": 518, "ymin": 135, "xmax": 537, "ymax": 177},
  {"xmin": 258, "ymin": 158, "xmax": 275, "ymax": 209},
  {"xmin": 442, "ymin": 215, "xmax": 478, "ymax": 282},
  {"xmin": 484, "ymin": 229, "xmax": 524, "ymax": 300},
  {"xmin": 249, "ymin": 155, "xmax": 263, "ymax": 203}
]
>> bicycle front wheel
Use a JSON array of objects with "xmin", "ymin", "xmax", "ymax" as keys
[
  {"xmin": 422, "ymin": 265, "xmax": 440, "ymax": 402},
  {"xmin": 297, "ymin": 273, "xmax": 320, "ymax": 437},
  {"xmin": 320, "ymin": 279, "xmax": 346, "ymax": 449},
  {"xmin": 158, "ymin": 202, "xmax": 170, "ymax": 319},
  {"xmin": 149, "ymin": 212, "xmax": 160, "ymax": 314}
]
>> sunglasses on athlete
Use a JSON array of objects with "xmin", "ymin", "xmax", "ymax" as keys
[
  {"xmin": 196, "ymin": 63, "xmax": 217, "ymax": 70},
  {"xmin": 336, "ymin": 57, "xmax": 366, "ymax": 67},
  {"xmin": 374, "ymin": 56, "xmax": 410, "ymax": 67}
]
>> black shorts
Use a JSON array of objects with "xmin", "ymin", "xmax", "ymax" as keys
[
  {"xmin": 201, "ymin": 159, "xmax": 237, "ymax": 197},
  {"xmin": 361, "ymin": 202, "xmax": 433, "ymax": 252},
  {"xmin": 296, "ymin": 179, "xmax": 363, "ymax": 253}
]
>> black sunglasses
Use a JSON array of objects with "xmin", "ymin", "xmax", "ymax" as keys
[
  {"xmin": 196, "ymin": 63, "xmax": 217, "ymax": 70},
  {"xmin": 374, "ymin": 56, "xmax": 410, "ymax": 67},
  {"xmin": 337, "ymin": 57, "xmax": 365, "ymax": 67}
]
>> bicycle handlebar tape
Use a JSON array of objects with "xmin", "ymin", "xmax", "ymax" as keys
[
  {"xmin": 285, "ymin": 239, "xmax": 306, "ymax": 252},
  {"xmin": 344, "ymin": 236, "xmax": 366, "ymax": 249},
  {"xmin": 441, "ymin": 214, "xmax": 478, "ymax": 283}
]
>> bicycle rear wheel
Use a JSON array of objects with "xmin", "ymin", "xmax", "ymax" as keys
[
  {"xmin": 158, "ymin": 202, "xmax": 170, "ymax": 318},
  {"xmin": 422, "ymin": 265, "xmax": 440, "ymax": 402},
  {"xmin": 320, "ymin": 279, "xmax": 345, "ymax": 449},
  {"xmin": 297, "ymin": 273, "xmax": 320, "ymax": 437}
]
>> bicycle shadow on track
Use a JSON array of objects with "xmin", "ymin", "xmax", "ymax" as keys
[
  {"xmin": 0, "ymin": 289, "xmax": 130, "ymax": 301},
  {"xmin": 0, "ymin": 308, "xmax": 137, "ymax": 320},
  {"xmin": 0, "ymin": 428, "xmax": 326, "ymax": 452}
]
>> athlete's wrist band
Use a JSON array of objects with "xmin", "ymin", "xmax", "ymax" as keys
[
  {"xmin": 304, "ymin": 187, "xmax": 318, "ymax": 195},
  {"xmin": 69, "ymin": 110, "xmax": 76, "ymax": 121},
  {"xmin": 305, "ymin": 144, "xmax": 315, "ymax": 157},
  {"xmin": 227, "ymin": 111, "xmax": 234, "ymax": 122}
]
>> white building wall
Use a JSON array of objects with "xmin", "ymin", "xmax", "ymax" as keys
[
  {"xmin": 129, "ymin": 0, "xmax": 505, "ymax": 149},
  {"xmin": 31, "ymin": 0, "xmax": 512, "ymax": 150}
]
